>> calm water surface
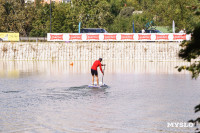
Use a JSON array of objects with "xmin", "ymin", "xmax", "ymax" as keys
[{"xmin": 0, "ymin": 61, "xmax": 200, "ymax": 133}]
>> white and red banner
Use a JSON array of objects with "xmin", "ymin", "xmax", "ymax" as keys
[{"xmin": 47, "ymin": 33, "xmax": 191, "ymax": 42}]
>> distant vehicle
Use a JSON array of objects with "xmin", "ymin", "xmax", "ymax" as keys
[
  {"xmin": 80, "ymin": 28, "xmax": 108, "ymax": 33},
  {"xmin": 138, "ymin": 29, "xmax": 162, "ymax": 33}
]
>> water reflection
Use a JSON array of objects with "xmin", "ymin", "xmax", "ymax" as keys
[{"xmin": 0, "ymin": 61, "xmax": 190, "ymax": 78}]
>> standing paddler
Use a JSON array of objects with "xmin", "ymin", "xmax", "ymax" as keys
[{"xmin": 91, "ymin": 58, "xmax": 105, "ymax": 86}]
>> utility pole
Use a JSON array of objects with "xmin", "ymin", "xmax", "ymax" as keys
[{"xmin": 50, "ymin": 0, "xmax": 52, "ymax": 33}]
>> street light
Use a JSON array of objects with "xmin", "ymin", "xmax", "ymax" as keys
[{"xmin": 50, "ymin": 0, "xmax": 52, "ymax": 33}]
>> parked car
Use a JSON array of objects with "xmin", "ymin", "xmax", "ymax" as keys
[
  {"xmin": 80, "ymin": 28, "xmax": 108, "ymax": 33},
  {"xmin": 138, "ymin": 29, "xmax": 162, "ymax": 33}
]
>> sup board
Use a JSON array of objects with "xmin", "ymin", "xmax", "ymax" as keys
[
  {"xmin": 88, "ymin": 82, "xmax": 107, "ymax": 88},
  {"xmin": 88, "ymin": 85, "xmax": 101, "ymax": 88},
  {"xmin": 88, "ymin": 84, "xmax": 107, "ymax": 88}
]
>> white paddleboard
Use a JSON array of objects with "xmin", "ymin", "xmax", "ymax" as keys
[
  {"xmin": 88, "ymin": 85, "xmax": 101, "ymax": 88},
  {"xmin": 88, "ymin": 82, "xmax": 107, "ymax": 88}
]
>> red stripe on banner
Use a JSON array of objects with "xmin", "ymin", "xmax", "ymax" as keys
[
  {"xmin": 86, "ymin": 34, "xmax": 99, "ymax": 40},
  {"xmin": 50, "ymin": 34, "xmax": 63, "ymax": 40},
  {"xmin": 104, "ymin": 34, "xmax": 117, "ymax": 40},
  {"xmin": 173, "ymin": 34, "xmax": 186, "ymax": 40},
  {"xmin": 121, "ymin": 34, "xmax": 134, "ymax": 40},
  {"xmin": 155, "ymin": 34, "xmax": 169, "ymax": 40},
  {"xmin": 69, "ymin": 34, "xmax": 82, "ymax": 40},
  {"xmin": 138, "ymin": 34, "xmax": 151, "ymax": 40}
]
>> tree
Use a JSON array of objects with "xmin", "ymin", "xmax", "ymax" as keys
[
  {"xmin": 119, "ymin": 7, "xmax": 135, "ymax": 17},
  {"xmin": 0, "ymin": 0, "xmax": 199, "ymax": 36},
  {"xmin": 69, "ymin": 0, "xmax": 113, "ymax": 32},
  {"xmin": 146, "ymin": 0, "xmax": 199, "ymax": 32},
  {"xmin": 109, "ymin": 11, "xmax": 152, "ymax": 33},
  {"xmin": 177, "ymin": 23, "xmax": 200, "ymax": 79},
  {"xmin": 52, "ymin": 3, "xmax": 67, "ymax": 33},
  {"xmin": 108, "ymin": 0, "xmax": 126, "ymax": 17},
  {"xmin": 29, "ymin": 3, "xmax": 53, "ymax": 37},
  {"xmin": 177, "ymin": 23, "xmax": 200, "ymax": 132},
  {"xmin": 0, "ymin": 0, "xmax": 36, "ymax": 36},
  {"xmin": 108, "ymin": 16, "xmax": 132, "ymax": 33},
  {"xmin": 0, "ymin": 0, "xmax": 14, "ymax": 32},
  {"xmin": 0, "ymin": 1, "xmax": 6, "ymax": 31}
]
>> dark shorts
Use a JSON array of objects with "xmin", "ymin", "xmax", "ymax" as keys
[{"xmin": 91, "ymin": 69, "xmax": 98, "ymax": 76}]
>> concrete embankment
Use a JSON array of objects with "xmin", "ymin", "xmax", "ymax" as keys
[{"xmin": 0, "ymin": 42, "xmax": 183, "ymax": 61}]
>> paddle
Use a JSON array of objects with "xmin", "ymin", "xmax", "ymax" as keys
[{"xmin": 102, "ymin": 65, "xmax": 105, "ymax": 85}]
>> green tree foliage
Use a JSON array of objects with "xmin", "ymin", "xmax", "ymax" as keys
[
  {"xmin": 109, "ymin": 13, "xmax": 151, "ymax": 33},
  {"xmin": 0, "ymin": 0, "xmax": 199, "ymax": 36},
  {"xmin": 177, "ymin": 23, "xmax": 200, "ymax": 132},
  {"xmin": 52, "ymin": 3, "xmax": 67, "ymax": 33},
  {"xmin": 147, "ymin": 0, "xmax": 198, "ymax": 32},
  {"xmin": 109, "ymin": 16, "xmax": 131, "ymax": 33},
  {"xmin": 0, "ymin": 1, "xmax": 6, "ymax": 31},
  {"xmin": 0, "ymin": 0, "xmax": 36, "ymax": 36},
  {"xmin": 176, "ymin": 2, "xmax": 200, "ymax": 131},
  {"xmin": 29, "ymin": 3, "xmax": 53, "ymax": 37},
  {"xmin": 71, "ymin": 0, "xmax": 113, "ymax": 31},
  {"xmin": 109, "ymin": 0, "xmax": 199, "ymax": 33},
  {"xmin": 119, "ymin": 7, "xmax": 135, "ymax": 17},
  {"xmin": 177, "ymin": 23, "xmax": 200, "ymax": 79},
  {"xmin": 108, "ymin": 0, "xmax": 126, "ymax": 16}
]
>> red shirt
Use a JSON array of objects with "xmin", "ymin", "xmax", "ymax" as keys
[{"xmin": 91, "ymin": 60, "xmax": 103, "ymax": 73}]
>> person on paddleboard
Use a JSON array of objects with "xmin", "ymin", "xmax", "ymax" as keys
[{"xmin": 91, "ymin": 58, "xmax": 105, "ymax": 86}]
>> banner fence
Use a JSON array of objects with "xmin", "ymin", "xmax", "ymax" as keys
[{"xmin": 47, "ymin": 33, "xmax": 191, "ymax": 42}]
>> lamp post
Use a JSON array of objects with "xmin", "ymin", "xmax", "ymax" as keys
[
  {"xmin": 50, "ymin": 0, "xmax": 52, "ymax": 33},
  {"xmin": 132, "ymin": 20, "xmax": 135, "ymax": 33}
]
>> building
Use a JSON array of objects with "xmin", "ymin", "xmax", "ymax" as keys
[
  {"xmin": 63, "ymin": 0, "xmax": 71, "ymax": 3},
  {"xmin": 43, "ymin": 0, "xmax": 70, "ymax": 4},
  {"xmin": 25, "ymin": 0, "xmax": 34, "ymax": 3},
  {"xmin": 25, "ymin": 0, "xmax": 70, "ymax": 4}
]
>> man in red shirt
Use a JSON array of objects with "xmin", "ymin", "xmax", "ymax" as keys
[{"xmin": 91, "ymin": 58, "xmax": 105, "ymax": 86}]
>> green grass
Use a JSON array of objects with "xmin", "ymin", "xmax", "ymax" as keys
[{"xmin": 156, "ymin": 26, "xmax": 173, "ymax": 33}]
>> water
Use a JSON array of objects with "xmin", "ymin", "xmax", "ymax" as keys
[{"xmin": 0, "ymin": 61, "xmax": 200, "ymax": 133}]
